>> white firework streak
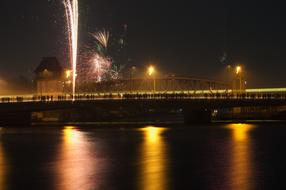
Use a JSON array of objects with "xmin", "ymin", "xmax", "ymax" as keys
[
  {"xmin": 91, "ymin": 30, "xmax": 110, "ymax": 49},
  {"xmin": 63, "ymin": 0, "xmax": 78, "ymax": 97}
]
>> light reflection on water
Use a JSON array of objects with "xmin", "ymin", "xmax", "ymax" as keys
[
  {"xmin": 56, "ymin": 126, "xmax": 105, "ymax": 190},
  {"xmin": 226, "ymin": 123, "xmax": 256, "ymax": 190},
  {"xmin": 0, "ymin": 123, "xmax": 281, "ymax": 189},
  {"xmin": 0, "ymin": 129, "xmax": 7, "ymax": 190},
  {"xmin": 138, "ymin": 126, "xmax": 169, "ymax": 190}
]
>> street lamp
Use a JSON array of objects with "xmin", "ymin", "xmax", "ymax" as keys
[
  {"xmin": 147, "ymin": 65, "xmax": 156, "ymax": 92},
  {"xmin": 66, "ymin": 70, "xmax": 72, "ymax": 79},
  {"xmin": 148, "ymin": 66, "xmax": 155, "ymax": 76},
  {"xmin": 129, "ymin": 66, "xmax": 136, "ymax": 92},
  {"xmin": 235, "ymin": 65, "xmax": 242, "ymax": 92},
  {"xmin": 226, "ymin": 65, "xmax": 232, "ymax": 88},
  {"xmin": 236, "ymin": 66, "xmax": 242, "ymax": 75}
]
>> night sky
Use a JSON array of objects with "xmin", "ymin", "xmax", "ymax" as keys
[{"xmin": 0, "ymin": 0, "xmax": 285, "ymax": 87}]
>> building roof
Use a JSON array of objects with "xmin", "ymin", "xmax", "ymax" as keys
[{"xmin": 35, "ymin": 57, "xmax": 63, "ymax": 73}]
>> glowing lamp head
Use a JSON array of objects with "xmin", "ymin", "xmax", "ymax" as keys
[
  {"xmin": 236, "ymin": 66, "xmax": 242, "ymax": 75},
  {"xmin": 66, "ymin": 70, "xmax": 72, "ymax": 79},
  {"xmin": 148, "ymin": 66, "xmax": 155, "ymax": 76}
]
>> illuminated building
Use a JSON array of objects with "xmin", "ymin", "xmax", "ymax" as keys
[{"xmin": 35, "ymin": 57, "xmax": 64, "ymax": 95}]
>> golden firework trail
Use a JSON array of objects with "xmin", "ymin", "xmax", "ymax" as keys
[{"xmin": 92, "ymin": 30, "xmax": 110, "ymax": 49}]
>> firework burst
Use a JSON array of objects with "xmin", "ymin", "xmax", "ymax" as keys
[
  {"xmin": 90, "ymin": 53, "xmax": 112, "ymax": 82},
  {"xmin": 77, "ymin": 28, "xmax": 125, "ymax": 84},
  {"xmin": 91, "ymin": 30, "xmax": 110, "ymax": 50}
]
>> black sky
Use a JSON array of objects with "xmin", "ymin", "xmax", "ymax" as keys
[{"xmin": 0, "ymin": 0, "xmax": 285, "ymax": 87}]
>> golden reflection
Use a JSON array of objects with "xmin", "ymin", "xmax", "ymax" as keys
[
  {"xmin": 0, "ymin": 129, "xmax": 7, "ymax": 190},
  {"xmin": 63, "ymin": 126, "xmax": 80, "ymax": 145},
  {"xmin": 146, "ymin": 126, "xmax": 161, "ymax": 143},
  {"xmin": 139, "ymin": 126, "xmax": 169, "ymax": 190},
  {"xmin": 228, "ymin": 123, "xmax": 254, "ymax": 142},
  {"xmin": 226, "ymin": 123, "xmax": 256, "ymax": 190},
  {"xmin": 56, "ymin": 126, "xmax": 99, "ymax": 190}
]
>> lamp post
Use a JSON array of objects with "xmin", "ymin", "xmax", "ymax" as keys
[
  {"xmin": 148, "ymin": 66, "xmax": 156, "ymax": 92},
  {"xmin": 226, "ymin": 65, "xmax": 232, "ymax": 90},
  {"xmin": 130, "ymin": 66, "xmax": 136, "ymax": 92},
  {"xmin": 236, "ymin": 65, "xmax": 242, "ymax": 92},
  {"xmin": 130, "ymin": 66, "xmax": 136, "ymax": 79}
]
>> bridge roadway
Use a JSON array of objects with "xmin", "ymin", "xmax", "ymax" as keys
[{"xmin": 0, "ymin": 88, "xmax": 285, "ymax": 111}]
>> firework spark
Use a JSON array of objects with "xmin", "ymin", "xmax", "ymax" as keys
[
  {"xmin": 77, "ymin": 29, "xmax": 125, "ymax": 84},
  {"xmin": 109, "ymin": 64, "xmax": 124, "ymax": 80},
  {"xmin": 63, "ymin": 0, "xmax": 78, "ymax": 97},
  {"xmin": 90, "ymin": 53, "xmax": 112, "ymax": 82},
  {"xmin": 91, "ymin": 30, "xmax": 110, "ymax": 49}
]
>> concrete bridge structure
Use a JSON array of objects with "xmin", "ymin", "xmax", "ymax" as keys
[{"xmin": 0, "ymin": 87, "xmax": 286, "ymax": 125}]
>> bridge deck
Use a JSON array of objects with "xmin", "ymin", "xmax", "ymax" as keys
[{"xmin": 0, "ymin": 88, "xmax": 286, "ymax": 104}]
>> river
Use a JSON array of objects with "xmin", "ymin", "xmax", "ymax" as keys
[{"xmin": 0, "ymin": 122, "xmax": 285, "ymax": 189}]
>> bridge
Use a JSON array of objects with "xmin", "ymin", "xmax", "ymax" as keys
[{"xmin": 0, "ymin": 86, "xmax": 286, "ymax": 125}]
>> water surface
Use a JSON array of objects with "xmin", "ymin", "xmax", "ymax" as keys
[{"xmin": 0, "ymin": 123, "xmax": 286, "ymax": 189}]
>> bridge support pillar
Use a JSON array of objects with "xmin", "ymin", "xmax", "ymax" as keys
[
  {"xmin": 183, "ymin": 108, "xmax": 212, "ymax": 124},
  {"xmin": 0, "ymin": 112, "xmax": 32, "ymax": 126}
]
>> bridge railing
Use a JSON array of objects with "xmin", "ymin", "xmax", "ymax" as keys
[{"xmin": 1, "ymin": 91, "xmax": 286, "ymax": 103}]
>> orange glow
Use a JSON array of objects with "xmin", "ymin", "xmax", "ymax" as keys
[
  {"xmin": 236, "ymin": 66, "xmax": 242, "ymax": 75},
  {"xmin": 145, "ymin": 126, "xmax": 160, "ymax": 143},
  {"xmin": 147, "ymin": 66, "xmax": 155, "ymax": 76},
  {"xmin": 227, "ymin": 123, "xmax": 254, "ymax": 141},
  {"xmin": 62, "ymin": 126, "xmax": 80, "ymax": 144},
  {"xmin": 56, "ymin": 126, "xmax": 103, "ymax": 190},
  {"xmin": 65, "ymin": 70, "xmax": 72, "ymax": 79},
  {"xmin": 226, "ymin": 123, "xmax": 256, "ymax": 190},
  {"xmin": 139, "ymin": 126, "xmax": 169, "ymax": 190}
]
